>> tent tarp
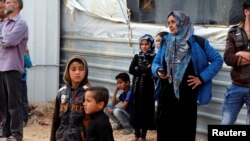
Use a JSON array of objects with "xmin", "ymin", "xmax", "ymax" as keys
[
  {"xmin": 63, "ymin": 0, "xmax": 230, "ymax": 46},
  {"xmin": 65, "ymin": 0, "xmax": 128, "ymax": 23},
  {"xmin": 66, "ymin": 0, "xmax": 245, "ymax": 25}
]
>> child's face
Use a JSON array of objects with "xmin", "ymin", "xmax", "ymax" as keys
[
  {"xmin": 116, "ymin": 78, "xmax": 129, "ymax": 91},
  {"xmin": 155, "ymin": 35, "xmax": 163, "ymax": 49},
  {"xmin": 69, "ymin": 61, "xmax": 85, "ymax": 87},
  {"xmin": 140, "ymin": 39, "xmax": 150, "ymax": 53},
  {"xmin": 83, "ymin": 91, "xmax": 103, "ymax": 115}
]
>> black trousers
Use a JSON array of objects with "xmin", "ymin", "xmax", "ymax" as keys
[
  {"xmin": 21, "ymin": 81, "xmax": 29, "ymax": 123},
  {"xmin": 0, "ymin": 71, "xmax": 23, "ymax": 140},
  {"xmin": 156, "ymin": 80, "xmax": 197, "ymax": 141}
]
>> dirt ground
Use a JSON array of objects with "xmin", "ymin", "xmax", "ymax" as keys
[
  {"xmin": 20, "ymin": 101, "xmax": 206, "ymax": 141},
  {"xmin": 20, "ymin": 101, "xmax": 156, "ymax": 141}
]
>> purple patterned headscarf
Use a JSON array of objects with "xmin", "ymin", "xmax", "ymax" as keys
[
  {"xmin": 167, "ymin": 10, "xmax": 194, "ymax": 47},
  {"xmin": 165, "ymin": 11, "xmax": 194, "ymax": 99}
]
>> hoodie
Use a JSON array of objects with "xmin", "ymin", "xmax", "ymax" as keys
[{"xmin": 50, "ymin": 55, "xmax": 89, "ymax": 141}]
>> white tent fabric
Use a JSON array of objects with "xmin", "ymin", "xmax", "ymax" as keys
[
  {"xmin": 63, "ymin": 0, "xmax": 229, "ymax": 46},
  {"xmin": 65, "ymin": 0, "xmax": 129, "ymax": 23}
]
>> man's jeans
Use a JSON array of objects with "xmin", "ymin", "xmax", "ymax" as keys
[
  {"xmin": 104, "ymin": 105, "xmax": 131, "ymax": 128},
  {"xmin": 221, "ymin": 84, "xmax": 250, "ymax": 125}
]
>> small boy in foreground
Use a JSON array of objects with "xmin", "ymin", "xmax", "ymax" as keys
[{"xmin": 83, "ymin": 86, "xmax": 114, "ymax": 141}]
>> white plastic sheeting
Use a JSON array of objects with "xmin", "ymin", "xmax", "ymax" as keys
[
  {"xmin": 62, "ymin": 0, "xmax": 230, "ymax": 47},
  {"xmin": 65, "ymin": 0, "xmax": 129, "ymax": 23},
  {"xmin": 194, "ymin": 26, "xmax": 229, "ymax": 44}
]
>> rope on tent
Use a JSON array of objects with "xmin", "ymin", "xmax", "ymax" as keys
[{"xmin": 118, "ymin": 0, "xmax": 133, "ymax": 48}]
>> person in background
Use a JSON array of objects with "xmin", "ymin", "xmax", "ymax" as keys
[
  {"xmin": 21, "ymin": 47, "xmax": 32, "ymax": 127},
  {"xmin": 50, "ymin": 55, "xmax": 90, "ymax": 141},
  {"xmin": 83, "ymin": 86, "xmax": 114, "ymax": 141},
  {"xmin": 152, "ymin": 11, "xmax": 223, "ymax": 141},
  {"xmin": 154, "ymin": 31, "xmax": 169, "ymax": 101},
  {"xmin": 129, "ymin": 34, "xmax": 156, "ymax": 141},
  {"xmin": 155, "ymin": 31, "xmax": 169, "ymax": 53},
  {"xmin": 222, "ymin": 0, "xmax": 250, "ymax": 125},
  {"xmin": 0, "ymin": 0, "xmax": 5, "ymax": 137},
  {"xmin": 0, "ymin": 0, "xmax": 4, "ymax": 22},
  {"xmin": 104, "ymin": 72, "xmax": 133, "ymax": 135},
  {"xmin": 0, "ymin": 0, "xmax": 29, "ymax": 140}
]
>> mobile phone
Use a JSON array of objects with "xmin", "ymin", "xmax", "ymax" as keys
[{"xmin": 158, "ymin": 68, "xmax": 166, "ymax": 75}]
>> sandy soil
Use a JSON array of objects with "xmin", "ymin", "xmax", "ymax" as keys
[
  {"xmin": 20, "ymin": 101, "xmax": 156, "ymax": 141},
  {"xmin": 20, "ymin": 101, "xmax": 205, "ymax": 141}
]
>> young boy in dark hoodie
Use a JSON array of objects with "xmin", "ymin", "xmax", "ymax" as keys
[{"xmin": 50, "ymin": 55, "xmax": 90, "ymax": 141}]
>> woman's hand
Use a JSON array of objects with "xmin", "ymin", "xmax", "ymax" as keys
[
  {"xmin": 187, "ymin": 75, "xmax": 202, "ymax": 89},
  {"xmin": 158, "ymin": 71, "xmax": 171, "ymax": 80}
]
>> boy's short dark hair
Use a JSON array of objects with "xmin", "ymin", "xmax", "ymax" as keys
[
  {"xmin": 115, "ymin": 72, "xmax": 130, "ymax": 83},
  {"xmin": 87, "ymin": 86, "xmax": 109, "ymax": 108}
]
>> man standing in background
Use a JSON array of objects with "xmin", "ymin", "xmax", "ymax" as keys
[
  {"xmin": 222, "ymin": 0, "xmax": 250, "ymax": 125},
  {"xmin": 0, "ymin": 0, "xmax": 5, "ymax": 138},
  {"xmin": 21, "ymin": 47, "xmax": 32, "ymax": 127},
  {"xmin": 0, "ymin": 0, "xmax": 4, "ymax": 22},
  {"xmin": 0, "ymin": 0, "xmax": 28, "ymax": 141}
]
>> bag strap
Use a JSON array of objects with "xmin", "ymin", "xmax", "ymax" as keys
[{"xmin": 193, "ymin": 35, "xmax": 205, "ymax": 50}]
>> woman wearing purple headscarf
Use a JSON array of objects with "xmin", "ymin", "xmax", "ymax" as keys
[
  {"xmin": 152, "ymin": 11, "xmax": 223, "ymax": 140},
  {"xmin": 129, "ymin": 34, "xmax": 156, "ymax": 141}
]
